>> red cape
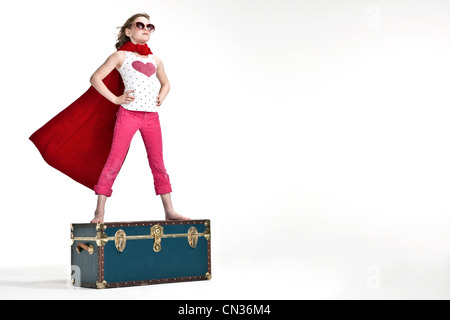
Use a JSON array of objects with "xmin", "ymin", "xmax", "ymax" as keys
[{"xmin": 29, "ymin": 69, "xmax": 125, "ymax": 190}]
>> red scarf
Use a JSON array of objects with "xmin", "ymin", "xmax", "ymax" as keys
[{"xmin": 118, "ymin": 41, "xmax": 153, "ymax": 55}]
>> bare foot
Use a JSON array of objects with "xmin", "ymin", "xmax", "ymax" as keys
[
  {"xmin": 165, "ymin": 210, "xmax": 190, "ymax": 221},
  {"xmin": 91, "ymin": 210, "xmax": 105, "ymax": 223}
]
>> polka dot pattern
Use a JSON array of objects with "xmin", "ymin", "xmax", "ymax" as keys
[{"xmin": 117, "ymin": 51, "xmax": 160, "ymax": 112}]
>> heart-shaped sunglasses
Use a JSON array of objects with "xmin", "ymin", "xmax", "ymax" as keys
[{"xmin": 134, "ymin": 22, "xmax": 155, "ymax": 32}]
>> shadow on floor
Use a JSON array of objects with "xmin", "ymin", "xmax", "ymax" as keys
[{"xmin": 0, "ymin": 265, "xmax": 70, "ymax": 290}]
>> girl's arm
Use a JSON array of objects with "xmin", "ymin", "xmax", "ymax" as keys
[
  {"xmin": 154, "ymin": 55, "xmax": 170, "ymax": 106},
  {"xmin": 90, "ymin": 51, "xmax": 134, "ymax": 105}
]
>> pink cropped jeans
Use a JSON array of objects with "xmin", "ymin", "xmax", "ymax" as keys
[{"xmin": 94, "ymin": 107, "xmax": 172, "ymax": 197}]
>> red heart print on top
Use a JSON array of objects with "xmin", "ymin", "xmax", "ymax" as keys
[{"xmin": 132, "ymin": 61, "xmax": 156, "ymax": 77}]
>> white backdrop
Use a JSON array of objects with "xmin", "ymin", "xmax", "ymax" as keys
[{"xmin": 1, "ymin": 0, "xmax": 450, "ymax": 299}]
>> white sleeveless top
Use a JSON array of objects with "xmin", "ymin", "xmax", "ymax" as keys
[{"xmin": 117, "ymin": 51, "xmax": 160, "ymax": 112}]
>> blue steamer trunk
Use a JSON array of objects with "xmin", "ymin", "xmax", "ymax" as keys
[{"xmin": 70, "ymin": 220, "xmax": 211, "ymax": 289}]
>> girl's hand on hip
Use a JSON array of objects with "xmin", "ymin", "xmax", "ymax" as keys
[
  {"xmin": 115, "ymin": 90, "xmax": 135, "ymax": 105},
  {"xmin": 156, "ymin": 94, "xmax": 165, "ymax": 106}
]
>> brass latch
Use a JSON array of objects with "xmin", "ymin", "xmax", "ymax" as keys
[
  {"xmin": 188, "ymin": 227, "xmax": 199, "ymax": 248},
  {"xmin": 151, "ymin": 224, "xmax": 163, "ymax": 252},
  {"xmin": 115, "ymin": 229, "xmax": 127, "ymax": 253}
]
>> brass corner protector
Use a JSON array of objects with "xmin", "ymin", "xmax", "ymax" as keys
[
  {"xmin": 204, "ymin": 225, "xmax": 211, "ymax": 242},
  {"xmin": 96, "ymin": 281, "xmax": 107, "ymax": 289},
  {"xmin": 96, "ymin": 231, "xmax": 109, "ymax": 247},
  {"xmin": 96, "ymin": 223, "xmax": 107, "ymax": 231}
]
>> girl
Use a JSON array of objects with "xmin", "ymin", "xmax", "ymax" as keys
[{"xmin": 89, "ymin": 13, "xmax": 188, "ymax": 223}]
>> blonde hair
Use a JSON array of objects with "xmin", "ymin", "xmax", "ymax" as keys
[{"xmin": 115, "ymin": 13, "xmax": 151, "ymax": 49}]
